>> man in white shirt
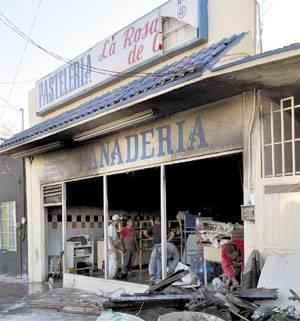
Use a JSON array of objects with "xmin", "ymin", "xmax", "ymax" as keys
[{"xmin": 108, "ymin": 214, "xmax": 122, "ymax": 279}]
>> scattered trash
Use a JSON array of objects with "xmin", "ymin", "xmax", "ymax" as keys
[
  {"xmin": 102, "ymin": 251, "xmax": 300, "ymax": 321},
  {"xmin": 251, "ymin": 306, "xmax": 274, "ymax": 320},
  {"xmin": 103, "ymin": 293, "xmax": 191, "ymax": 310},
  {"xmin": 212, "ymin": 277, "xmax": 226, "ymax": 291},
  {"xmin": 97, "ymin": 309, "xmax": 144, "ymax": 321},
  {"xmin": 158, "ymin": 311, "xmax": 225, "ymax": 321},
  {"xmin": 146, "ymin": 269, "xmax": 189, "ymax": 294},
  {"xmin": 289, "ymin": 290, "xmax": 300, "ymax": 304},
  {"xmin": 172, "ymin": 262, "xmax": 200, "ymax": 287}
]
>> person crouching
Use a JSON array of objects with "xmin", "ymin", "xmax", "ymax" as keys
[{"xmin": 148, "ymin": 242, "xmax": 179, "ymax": 282}]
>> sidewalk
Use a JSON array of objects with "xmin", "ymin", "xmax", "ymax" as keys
[{"xmin": 0, "ymin": 277, "xmax": 100, "ymax": 321}]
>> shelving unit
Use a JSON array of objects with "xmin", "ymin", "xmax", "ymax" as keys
[
  {"xmin": 168, "ymin": 219, "xmax": 183, "ymax": 257},
  {"xmin": 65, "ymin": 241, "xmax": 94, "ymax": 275},
  {"xmin": 137, "ymin": 220, "xmax": 153, "ymax": 270}
]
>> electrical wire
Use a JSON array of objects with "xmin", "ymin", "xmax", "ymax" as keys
[
  {"xmin": 6, "ymin": 0, "xmax": 42, "ymax": 102},
  {"xmin": 0, "ymin": 10, "xmax": 244, "ymax": 79},
  {"xmin": 0, "ymin": 11, "xmax": 166, "ymax": 78},
  {"xmin": 0, "ymin": 79, "xmax": 36, "ymax": 85},
  {"xmin": 0, "ymin": 10, "xmax": 251, "ymax": 86},
  {"xmin": 0, "ymin": 96, "xmax": 19, "ymax": 111}
]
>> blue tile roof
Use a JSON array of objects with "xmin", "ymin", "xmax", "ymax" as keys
[
  {"xmin": 0, "ymin": 33, "xmax": 245, "ymax": 150},
  {"xmin": 213, "ymin": 42, "xmax": 300, "ymax": 71}
]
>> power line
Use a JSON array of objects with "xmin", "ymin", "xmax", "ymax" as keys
[
  {"xmin": 6, "ymin": 0, "xmax": 42, "ymax": 102},
  {"xmin": 0, "ymin": 11, "xmax": 177, "ymax": 78},
  {"xmin": 0, "ymin": 96, "xmax": 19, "ymax": 111},
  {"xmin": 0, "ymin": 10, "xmax": 248, "ymax": 83},
  {"xmin": 0, "ymin": 79, "xmax": 36, "ymax": 85}
]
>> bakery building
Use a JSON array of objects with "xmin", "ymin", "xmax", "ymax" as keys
[{"xmin": 0, "ymin": 0, "xmax": 299, "ymax": 291}]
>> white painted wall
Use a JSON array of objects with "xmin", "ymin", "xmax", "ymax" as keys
[{"xmin": 244, "ymin": 91, "xmax": 300, "ymax": 261}]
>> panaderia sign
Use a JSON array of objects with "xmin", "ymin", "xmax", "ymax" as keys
[
  {"xmin": 36, "ymin": 0, "xmax": 208, "ymax": 114},
  {"xmin": 41, "ymin": 98, "xmax": 244, "ymax": 183}
]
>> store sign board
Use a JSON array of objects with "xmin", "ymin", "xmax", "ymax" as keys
[
  {"xmin": 36, "ymin": 0, "xmax": 207, "ymax": 114},
  {"xmin": 41, "ymin": 98, "xmax": 244, "ymax": 183}
]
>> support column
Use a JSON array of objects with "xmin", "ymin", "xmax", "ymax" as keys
[
  {"xmin": 62, "ymin": 182, "xmax": 67, "ymax": 273},
  {"xmin": 103, "ymin": 175, "xmax": 109, "ymax": 279},
  {"xmin": 160, "ymin": 165, "xmax": 167, "ymax": 279}
]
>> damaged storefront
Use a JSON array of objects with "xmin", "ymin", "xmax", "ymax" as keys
[
  {"xmin": 1, "ymin": 1, "xmax": 300, "ymax": 310},
  {"xmin": 39, "ymin": 94, "xmax": 247, "ymax": 290}
]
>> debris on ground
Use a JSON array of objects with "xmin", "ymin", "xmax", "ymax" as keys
[
  {"xmin": 157, "ymin": 311, "xmax": 226, "ymax": 321},
  {"xmin": 27, "ymin": 287, "xmax": 105, "ymax": 315},
  {"xmin": 102, "ymin": 266, "xmax": 300, "ymax": 321},
  {"xmin": 97, "ymin": 309, "xmax": 145, "ymax": 321},
  {"xmin": 146, "ymin": 269, "xmax": 190, "ymax": 294}
]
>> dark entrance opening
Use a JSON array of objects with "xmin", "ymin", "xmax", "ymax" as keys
[
  {"xmin": 166, "ymin": 154, "xmax": 243, "ymax": 222},
  {"xmin": 64, "ymin": 177, "xmax": 103, "ymax": 276}
]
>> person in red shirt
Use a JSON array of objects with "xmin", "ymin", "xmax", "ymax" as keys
[
  {"xmin": 221, "ymin": 239, "xmax": 244, "ymax": 287},
  {"xmin": 120, "ymin": 218, "xmax": 138, "ymax": 276}
]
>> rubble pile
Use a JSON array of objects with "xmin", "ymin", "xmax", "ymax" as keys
[{"xmin": 103, "ymin": 271, "xmax": 300, "ymax": 321}]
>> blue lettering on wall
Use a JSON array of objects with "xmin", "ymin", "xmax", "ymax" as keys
[
  {"xmin": 176, "ymin": 120, "xmax": 186, "ymax": 153},
  {"xmin": 141, "ymin": 129, "xmax": 154, "ymax": 160},
  {"xmin": 157, "ymin": 125, "xmax": 174, "ymax": 157},
  {"xmin": 99, "ymin": 143, "xmax": 110, "ymax": 168},
  {"xmin": 188, "ymin": 115, "xmax": 208, "ymax": 151},
  {"xmin": 78, "ymin": 114, "xmax": 208, "ymax": 172},
  {"xmin": 110, "ymin": 139, "xmax": 124, "ymax": 165},
  {"xmin": 126, "ymin": 134, "xmax": 139, "ymax": 162},
  {"xmin": 38, "ymin": 53, "xmax": 92, "ymax": 109}
]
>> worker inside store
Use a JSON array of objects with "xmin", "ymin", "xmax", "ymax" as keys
[{"xmin": 64, "ymin": 156, "xmax": 246, "ymax": 287}]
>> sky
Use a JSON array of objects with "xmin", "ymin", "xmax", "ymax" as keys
[{"xmin": 0, "ymin": 0, "xmax": 299, "ymax": 138}]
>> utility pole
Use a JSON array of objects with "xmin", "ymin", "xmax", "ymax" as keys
[{"xmin": 19, "ymin": 108, "xmax": 24, "ymax": 131}]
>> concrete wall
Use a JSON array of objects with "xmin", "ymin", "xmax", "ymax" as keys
[{"xmin": 0, "ymin": 156, "xmax": 27, "ymax": 276}]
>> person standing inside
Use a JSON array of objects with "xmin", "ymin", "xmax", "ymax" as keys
[
  {"xmin": 221, "ymin": 240, "xmax": 244, "ymax": 287},
  {"xmin": 120, "ymin": 218, "xmax": 138, "ymax": 277},
  {"xmin": 144, "ymin": 217, "xmax": 174, "ymax": 247},
  {"xmin": 108, "ymin": 214, "xmax": 122, "ymax": 279}
]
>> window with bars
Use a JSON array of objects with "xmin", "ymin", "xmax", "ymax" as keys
[
  {"xmin": 262, "ymin": 94, "xmax": 300, "ymax": 177},
  {"xmin": 0, "ymin": 201, "xmax": 17, "ymax": 251}
]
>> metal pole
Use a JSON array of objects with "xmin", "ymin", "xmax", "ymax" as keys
[
  {"xmin": 19, "ymin": 108, "xmax": 24, "ymax": 131},
  {"xmin": 160, "ymin": 165, "xmax": 167, "ymax": 279},
  {"xmin": 103, "ymin": 175, "xmax": 109, "ymax": 279},
  {"xmin": 62, "ymin": 182, "xmax": 67, "ymax": 273}
]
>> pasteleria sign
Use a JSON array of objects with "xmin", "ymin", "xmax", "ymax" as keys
[{"xmin": 36, "ymin": 0, "xmax": 207, "ymax": 114}]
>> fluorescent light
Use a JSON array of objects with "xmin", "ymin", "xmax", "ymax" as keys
[
  {"xmin": 73, "ymin": 109, "xmax": 156, "ymax": 142},
  {"xmin": 12, "ymin": 141, "xmax": 64, "ymax": 158}
]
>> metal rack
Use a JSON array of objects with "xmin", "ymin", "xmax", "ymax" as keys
[{"xmin": 65, "ymin": 241, "xmax": 94, "ymax": 274}]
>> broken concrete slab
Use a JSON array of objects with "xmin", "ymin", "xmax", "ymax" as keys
[
  {"xmin": 63, "ymin": 273, "xmax": 148, "ymax": 295},
  {"xmin": 257, "ymin": 253, "xmax": 300, "ymax": 309}
]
